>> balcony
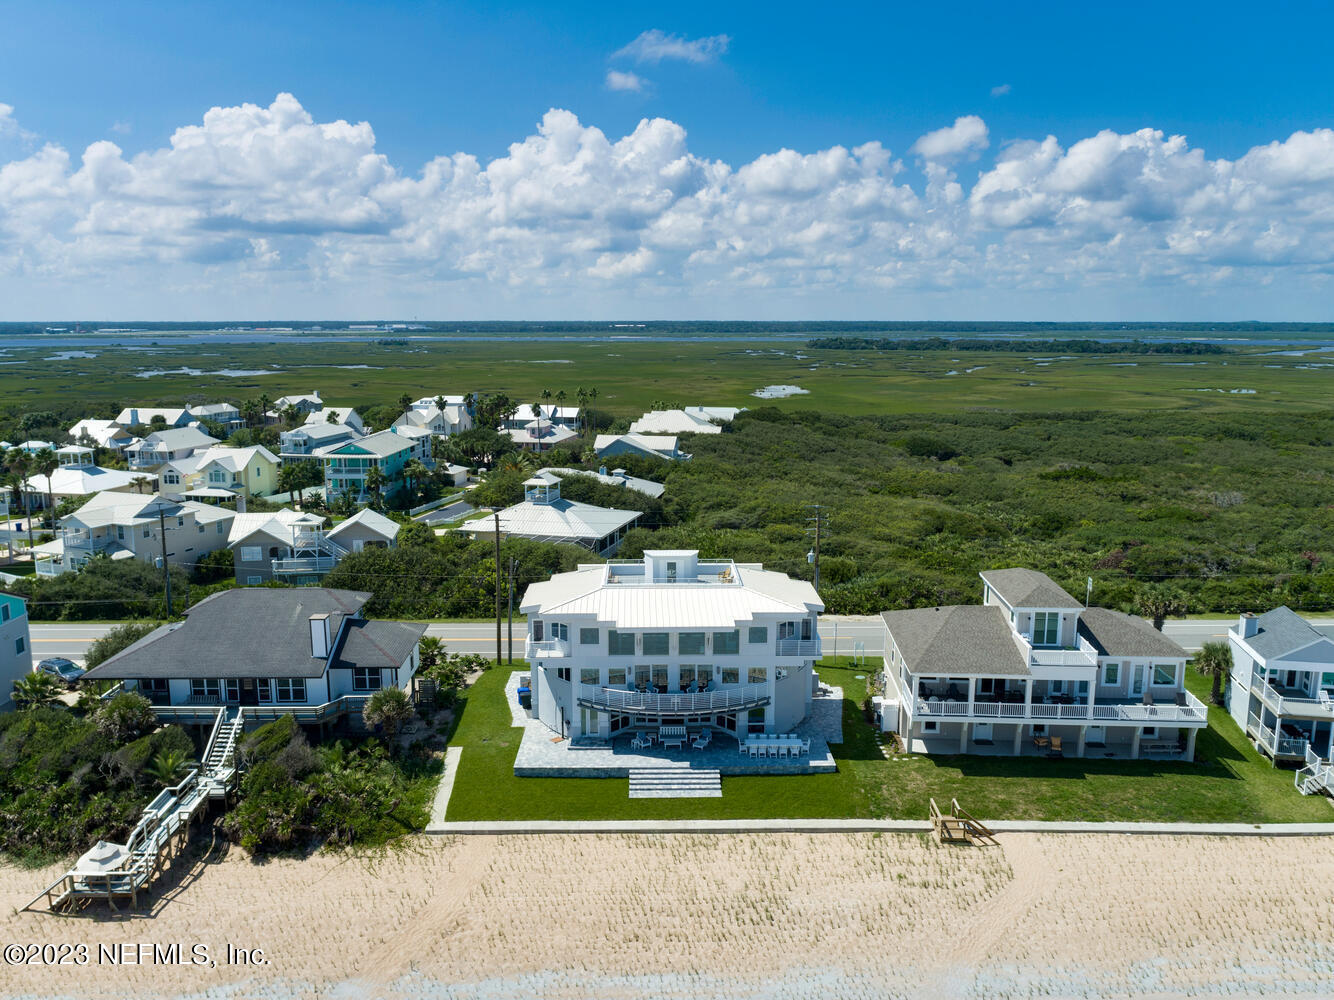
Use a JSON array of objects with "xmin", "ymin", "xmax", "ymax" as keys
[
  {"xmin": 526, "ymin": 638, "xmax": 571, "ymax": 658},
  {"xmin": 914, "ymin": 690, "xmax": 1209, "ymax": 726},
  {"xmin": 64, "ymin": 531, "xmax": 119, "ymax": 553},
  {"xmin": 1251, "ymin": 716, "xmax": 1310, "ymax": 759},
  {"xmin": 271, "ymin": 556, "xmax": 337, "ymax": 574},
  {"xmin": 576, "ymin": 684, "xmax": 770, "ymax": 717},
  {"xmin": 1254, "ymin": 678, "xmax": 1334, "ymax": 719},
  {"xmin": 775, "ymin": 638, "xmax": 822, "ymax": 657}
]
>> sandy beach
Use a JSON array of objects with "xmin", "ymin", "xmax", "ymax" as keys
[{"xmin": 3, "ymin": 831, "xmax": 1334, "ymax": 999}]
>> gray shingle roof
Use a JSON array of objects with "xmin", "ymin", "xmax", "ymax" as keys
[
  {"xmin": 1076, "ymin": 607, "xmax": 1186, "ymax": 659},
  {"xmin": 882, "ymin": 605, "xmax": 1031, "ymax": 676},
  {"xmin": 1245, "ymin": 606, "xmax": 1325, "ymax": 660},
  {"xmin": 980, "ymin": 568, "xmax": 1082, "ymax": 609},
  {"xmin": 332, "ymin": 619, "xmax": 427, "ymax": 671},
  {"xmin": 84, "ymin": 588, "xmax": 374, "ymax": 681}
]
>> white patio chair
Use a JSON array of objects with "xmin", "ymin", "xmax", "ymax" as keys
[{"xmin": 800, "ymin": 739, "xmax": 811, "ymax": 756}]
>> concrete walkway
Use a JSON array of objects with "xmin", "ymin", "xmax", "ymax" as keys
[
  {"xmin": 428, "ymin": 747, "xmax": 462, "ymax": 827},
  {"xmin": 424, "ymin": 816, "xmax": 1334, "ymax": 837}
]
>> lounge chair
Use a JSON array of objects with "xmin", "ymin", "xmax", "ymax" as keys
[
  {"xmin": 1319, "ymin": 690, "xmax": 1332, "ymax": 710},
  {"xmin": 692, "ymin": 731, "xmax": 711, "ymax": 750},
  {"xmin": 1048, "ymin": 736, "xmax": 1064, "ymax": 757},
  {"xmin": 1032, "ymin": 734, "xmax": 1050, "ymax": 748}
]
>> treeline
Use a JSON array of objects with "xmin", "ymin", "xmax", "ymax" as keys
[{"xmin": 806, "ymin": 337, "xmax": 1232, "ymax": 354}]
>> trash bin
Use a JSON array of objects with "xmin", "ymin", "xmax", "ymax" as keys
[{"xmin": 517, "ymin": 686, "xmax": 531, "ymax": 710}]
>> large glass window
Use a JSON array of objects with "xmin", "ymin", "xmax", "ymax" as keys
[
  {"xmin": 1102, "ymin": 662, "xmax": 1120, "ymax": 686},
  {"xmin": 721, "ymin": 667, "xmax": 739, "ymax": 685},
  {"xmin": 580, "ymin": 668, "xmax": 600, "ymax": 686},
  {"xmin": 1153, "ymin": 664, "xmax": 1177, "ymax": 686},
  {"xmin": 712, "ymin": 630, "xmax": 740, "ymax": 654},
  {"xmin": 748, "ymin": 667, "xmax": 767, "ymax": 684},
  {"xmin": 190, "ymin": 678, "xmax": 221, "ymax": 700},
  {"xmin": 679, "ymin": 665, "xmax": 696, "ymax": 687},
  {"xmin": 608, "ymin": 630, "xmax": 635, "ymax": 655},
  {"xmin": 651, "ymin": 665, "xmax": 669, "ymax": 690},
  {"xmin": 747, "ymin": 707, "xmax": 766, "ymax": 733},
  {"xmin": 642, "ymin": 633, "xmax": 669, "ymax": 656},
  {"xmin": 353, "ymin": 668, "xmax": 382, "ymax": 691},
  {"xmin": 275, "ymin": 678, "xmax": 307, "ymax": 703},
  {"xmin": 748, "ymin": 626, "xmax": 768, "ymax": 644},
  {"xmin": 1032, "ymin": 612, "xmax": 1060, "ymax": 646},
  {"xmin": 579, "ymin": 627, "xmax": 600, "ymax": 645},
  {"xmin": 550, "ymin": 622, "xmax": 569, "ymax": 641},
  {"xmin": 678, "ymin": 632, "xmax": 706, "ymax": 655},
  {"xmin": 608, "ymin": 668, "xmax": 627, "ymax": 686},
  {"xmin": 634, "ymin": 665, "xmax": 651, "ymax": 689}
]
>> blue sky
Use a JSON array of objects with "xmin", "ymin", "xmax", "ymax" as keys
[{"xmin": 1, "ymin": 1, "xmax": 1333, "ymax": 319}]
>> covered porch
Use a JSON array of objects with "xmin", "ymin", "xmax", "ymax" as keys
[{"xmin": 910, "ymin": 719, "xmax": 1199, "ymax": 761}]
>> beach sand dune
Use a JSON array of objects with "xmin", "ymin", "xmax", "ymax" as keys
[{"xmin": 3, "ymin": 832, "xmax": 1333, "ymax": 999}]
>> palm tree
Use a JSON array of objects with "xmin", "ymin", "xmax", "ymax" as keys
[
  {"xmin": 1193, "ymin": 640, "xmax": 1232, "ymax": 707},
  {"xmin": 282, "ymin": 403, "xmax": 301, "ymax": 428},
  {"xmin": 327, "ymin": 409, "xmax": 340, "ymax": 423},
  {"xmin": 5, "ymin": 449, "xmax": 34, "ymax": 552},
  {"xmin": 145, "ymin": 748, "xmax": 191, "ymax": 787},
  {"xmin": 554, "ymin": 389, "xmax": 568, "ymax": 426},
  {"xmin": 3, "ymin": 469, "xmax": 21, "ymax": 563},
  {"xmin": 362, "ymin": 686, "xmax": 415, "ymax": 746},
  {"xmin": 241, "ymin": 399, "xmax": 260, "ymax": 428},
  {"xmin": 398, "ymin": 393, "xmax": 414, "ymax": 415},
  {"xmin": 257, "ymin": 393, "xmax": 272, "ymax": 426},
  {"xmin": 12, "ymin": 671, "xmax": 64, "ymax": 710},
  {"xmin": 402, "ymin": 459, "xmax": 429, "ymax": 500},
  {"xmin": 364, "ymin": 465, "xmax": 387, "ymax": 509},
  {"xmin": 32, "ymin": 448, "xmax": 58, "ymax": 529},
  {"xmin": 530, "ymin": 400, "xmax": 545, "ymax": 452},
  {"xmin": 586, "ymin": 387, "xmax": 599, "ymax": 434},
  {"xmin": 575, "ymin": 386, "xmax": 589, "ymax": 432},
  {"xmin": 1136, "ymin": 587, "xmax": 1187, "ymax": 631}
]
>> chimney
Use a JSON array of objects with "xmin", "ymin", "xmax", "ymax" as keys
[
  {"xmin": 1239, "ymin": 612, "xmax": 1258, "ymax": 639},
  {"xmin": 310, "ymin": 613, "xmax": 331, "ymax": 658}
]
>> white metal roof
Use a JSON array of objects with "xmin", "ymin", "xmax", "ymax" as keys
[
  {"xmin": 629, "ymin": 407, "xmax": 743, "ymax": 435},
  {"xmin": 462, "ymin": 498, "xmax": 639, "ymax": 544},
  {"xmin": 24, "ymin": 466, "xmax": 153, "ymax": 496},
  {"xmin": 326, "ymin": 507, "xmax": 400, "ymax": 542}
]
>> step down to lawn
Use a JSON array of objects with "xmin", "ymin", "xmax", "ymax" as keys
[{"xmin": 628, "ymin": 767, "xmax": 722, "ymax": 799}]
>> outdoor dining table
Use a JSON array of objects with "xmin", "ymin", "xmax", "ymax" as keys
[{"xmin": 741, "ymin": 735, "xmax": 804, "ymax": 756}]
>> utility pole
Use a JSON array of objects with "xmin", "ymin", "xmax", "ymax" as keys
[
  {"xmin": 806, "ymin": 504, "xmax": 828, "ymax": 592},
  {"xmin": 156, "ymin": 503, "xmax": 173, "ymax": 617},
  {"xmin": 507, "ymin": 557, "xmax": 518, "ymax": 664},
  {"xmin": 492, "ymin": 509, "xmax": 503, "ymax": 664}
]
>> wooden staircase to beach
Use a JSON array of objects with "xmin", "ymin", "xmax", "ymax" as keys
[{"xmin": 930, "ymin": 798, "xmax": 997, "ymax": 845}]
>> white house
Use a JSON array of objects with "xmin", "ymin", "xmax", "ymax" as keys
[
  {"xmin": 0, "ymin": 592, "xmax": 32, "ymax": 712},
  {"xmin": 540, "ymin": 466, "xmax": 665, "ymax": 499},
  {"xmin": 396, "ymin": 400, "xmax": 470, "ymax": 437},
  {"xmin": 268, "ymin": 392, "xmax": 324, "ymax": 421},
  {"xmin": 188, "ymin": 402, "xmax": 244, "ymax": 431},
  {"xmin": 1226, "ymin": 607, "xmax": 1334, "ymax": 764},
  {"xmin": 68, "ymin": 418, "xmax": 137, "ymax": 453},
  {"xmin": 629, "ymin": 406, "xmax": 744, "ymax": 436},
  {"xmin": 304, "ymin": 406, "xmax": 366, "ymax": 434},
  {"xmin": 594, "ymin": 434, "xmax": 688, "ymax": 462},
  {"xmin": 115, "ymin": 407, "xmax": 194, "ymax": 430},
  {"xmin": 504, "ymin": 420, "xmax": 578, "ymax": 452},
  {"xmin": 520, "ymin": 549, "xmax": 824, "ymax": 742},
  {"xmin": 125, "ymin": 427, "xmax": 220, "ymax": 469},
  {"xmin": 460, "ymin": 474, "xmax": 640, "ymax": 555},
  {"xmin": 280, "ymin": 422, "xmax": 362, "ymax": 463},
  {"xmin": 23, "ymin": 446, "xmax": 154, "ymax": 507},
  {"xmin": 880, "ymin": 568, "xmax": 1209, "ymax": 760},
  {"xmin": 504, "ymin": 404, "xmax": 579, "ymax": 430},
  {"xmin": 81, "ymin": 588, "xmax": 426, "ymax": 728},
  {"xmin": 32, "ymin": 492, "xmax": 235, "ymax": 577}
]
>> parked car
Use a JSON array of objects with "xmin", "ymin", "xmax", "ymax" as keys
[{"xmin": 36, "ymin": 657, "xmax": 85, "ymax": 688}]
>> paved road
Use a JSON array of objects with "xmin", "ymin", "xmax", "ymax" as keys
[
  {"xmin": 418, "ymin": 501, "xmax": 474, "ymax": 525},
  {"xmin": 28, "ymin": 616, "xmax": 1334, "ymax": 664}
]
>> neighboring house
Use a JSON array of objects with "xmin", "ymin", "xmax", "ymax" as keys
[
  {"xmin": 629, "ymin": 406, "xmax": 744, "ymax": 435},
  {"xmin": 158, "ymin": 445, "xmax": 279, "ymax": 497},
  {"xmin": 67, "ymin": 418, "xmax": 137, "ymax": 452},
  {"xmin": 459, "ymin": 474, "xmax": 640, "ymax": 555},
  {"xmin": 519, "ymin": 549, "xmax": 823, "ymax": 741},
  {"xmin": 304, "ymin": 406, "xmax": 366, "ymax": 434},
  {"xmin": 32, "ymin": 492, "xmax": 235, "ymax": 577},
  {"xmin": 504, "ymin": 404, "xmax": 580, "ymax": 430},
  {"xmin": 325, "ymin": 508, "xmax": 401, "ymax": 554},
  {"xmin": 15, "ymin": 440, "xmax": 55, "ymax": 454},
  {"xmin": 125, "ymin": 427, "xmax": 220, "ymax": 469},
  {"xmin": 594, "ymin": 434, "xmax": 688, "ymax": 462},
  {"xmin": 188, "ymin": 402, "xmax": 244, "ymax": 431},
  {"xmin": 115, "ymin": 407, "xmax": 194, "ymax": 429},
  {"xmin": 504, "ymin": 420, "xmax": 578, "ymax": 452},
  {"xmin": 388, "ymin": 424, "xmax": 437, "ymax": 465},
  {"xmin": 22, "ymin": 446, "xmax": 153, "ymax": 507},
  {"xmin": 229, "ymin": 509, "xmax": 334, "ymax": 585},
  {"xmin": 80, "ymin": 588, "xmax": 426, "ymax": 728},
  {"xmin": 322, "ymin": 430, "xmax": 416, "ymax": 503},
  {"xmin": 394, "ymin": 401, "xmax": 470, "ymax": 437},
  {"xmin": 0, "ymin": 593, "xmax": 32, "ymax": 712},
  {"xmin": 1226, "ymin": 607, "xmax": 1334, "ymax": 764},
  {"xmin": 437, "ymin": 463, "xmax": 470, "ymax": 487},
  {"xmin": 541, "ymin": 466, "xmax": 665, "ymax": 499},
  {"xmin": 280, "ymin": 422, "xmax": 362, "ymax": 463},
  {"xmin": 880, "ymin": 568, "xmax": 1208, "ymax": 760},
  {"xmin": 269, "ymin": 391, "xmax": 324, "ymax": 420}
]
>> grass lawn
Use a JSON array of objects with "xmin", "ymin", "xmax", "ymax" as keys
[{"xmin": 445, "ymin": 658, "xmax": 1334, "ymax": 824}]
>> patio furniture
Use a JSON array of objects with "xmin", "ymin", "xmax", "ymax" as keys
[
  {"xmin": 659, "ymin": 725, "xmax": 687, "ymax": 749},
  {"xmin": 1032, "ymin": 735, "xmax": 1050, "ymax": 748},
  {"xmin": 800, "ymin": 739, "xmax": 811, "ymax": 756},
  {"xmin": 1319, "ymin": 690, "xmax": 1333, "ymax": 710},
  {"xmin": 692, "ymin": 731, "xmax": 712, "ymax": 750},
  {"xmin": 630, "ymin": 733, "xmax": 650, "ymax": 750},
  {"xmin": 1048, "ymin": 736, "xmax": 1064, "ymax": 757}
]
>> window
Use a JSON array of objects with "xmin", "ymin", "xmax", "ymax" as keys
[
  {"xmin": 580, "ymin": 668, "xmax": 600, "ymax": 686},
  {"xmin": 143, "ymin": 527, "xmax": 151, "ymax": 538},
  {"xmin": 1102, "ymin": 662, "xmax": 1120, "ymax": 686},
  {"xmin": 922, "ymin": 720, "xmax": 938, "ymax": 733},
  {"xmin": 532, "ymin": 620, "xmax": 544, "ymax": 641},
  {"xmin": 642, "ymin": 633, "xmax": 669, "ymax": 655},
  {"xmin": 176, "ymin": 516, "xmax": 185, "ymax": 528},
  {"xmin": 117, "ymin": 526, "xmax": 125, "ymax": 540},
  {"xmin": 777, "ymin": 621, "xmax": 797, "ymax": 640},
  {"xmin": 1142, "ymin": 726, "xmax": 1157, "ymax": 738},
  {"xmin": 353, "ymin": 668, "xmax": 383, "ymax": 691},
  {"xmin": 712, "ymin": 630, "xmax": 739, "ymax": 655},
  {"xmin": 1322, "ymin": 672, "xmax": 1334, "ymax": 693},
  {"xmin": 679, "ymin": 632, "xmax": 706, "ymax": 655},
  {"xmin": 14, "ymin": 636, "xmax": 25, "ymax": 654},
  {"xmin": 579, "ymin": 627, "xmax": 600, "ymax": 645},
  {"xmin": 607, "ymin": 630, "xmax": 635, "ymax": 655},
  {"xmin": 747, "ymin": 706, "xmax": 766, "ymax": 733},
  {"xmin": 651, "ymin": 665, "xmax": 668, "ymax": 690},
  {"xmin": 225, "ymin": 679, "xmax": 240, "ymax": 704},
  {"xmin": 0, "ymin": 604, "xmax": 7, "ymax": 622},
  {"xmin": 608, "ymin": 668, "xmax": 627, "ymax": 686},
  {"xmin": 217, "ymin": 523, "xmax": 226, "ymax": 534},
  {"xmin": 197, "ymin": 524, "xmax": 205, "ymax": 533},
  {"xmin": 241, "ymin": 545, "xmax": 261, "ymax": 562},
  {"xmin": 748, "ymin": 626, "xmax": 768, "ymax": 644},
  {"xmin": 556, "ymin": 667, "xmax": 570, "ymax": 682},
  {"xmin": 1032, "ymin": 612, "xmax": 1060, "ymax": 646},
  {"xmin": 275, "ymin": 678, "xmax": 307, "ymax": 703},
  {"xmin": 256, "ymin": 679, "xmax": 272, "ymax": 703},
  {"xmin": 721, "ymin": 667, "xmax": 739, "ymax": 685},
  {"xmin": 247, "ymin": 575, "xmax": 263, "ymax": 585},
  {"xmin": 747, "ymin": 667, "xmax": 767, "ymax": 684},
  {"xmin": 1153, "ymin": 664, "xmax": 1177, "ymax": 686},
  {"xmin": 190, "ymin": 678, "xmax": 221, "ymax": 699}
]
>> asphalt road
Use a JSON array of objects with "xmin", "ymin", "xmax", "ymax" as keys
[{"xmin": 28, "ymin": 616, "xmax": 1334, "ymax": 664}]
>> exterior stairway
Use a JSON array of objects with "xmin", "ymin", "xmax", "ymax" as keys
[
  {"xmin": 1296, "ymin": 746, "xmax": 1334, "ymax": 796},
  {"xmin": 628, "ymin": 767, "xmax": 722, "ymax": 799},
  {"xmin": 201, "ymin": 708, "xmax": 244, "ymax": 798}
]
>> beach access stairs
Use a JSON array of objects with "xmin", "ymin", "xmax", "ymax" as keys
[
  {"xmin": 930, "ymin": 797, "xmax": 998, "ymax": 846},
  {"xmin": 23, "ymin": 706, "xmax": 244, "ymax": 914},
  {"xmin": 1295, "ymin": 746, "xmax": 1334, "ymax": 797}
]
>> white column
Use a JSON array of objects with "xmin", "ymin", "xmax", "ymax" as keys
[
  {"xmin": 1131, "ymin": 727, "xmax": 1142, "ymax": 759},
  {"xmin": 967, "ymin": 679, "xmax": 976, "ymax": 717},
  {"xmin": 959, "ymin": 722, "xmax": 969, "ymax": 753},
  {"xmin": 1077, "ymin": 726, "xmax": 1087, "ymax": 758},
  {"xmin": 1012, "ymin": 725, "xmax": 1023, "ymax": 755},
  {"xmin": 1186, "ymin": 727, "xmax": 1198, "ymax": 762}
]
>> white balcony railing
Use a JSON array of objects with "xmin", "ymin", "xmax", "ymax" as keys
[
  {"xmin": 775, "ymin": 638, "xmax": 822, "ymax": 657},
  {"xmin": 1256, "ymin": 682, "xmax": 1334, "ymax": 719},
  {"xmin": 914, "ymin": 690, "xmax": 1208, "ymax": 725},
  {"xmin": 271, "ymin": 556, "xmax": 337, "ymax": 574},
  {"xmin": 526, "ymin": 638, "xmax": 571, "ymax": 658},
  {"xmin": 578, "ymin": 683, "xmax": 770, "ymax": 716}
]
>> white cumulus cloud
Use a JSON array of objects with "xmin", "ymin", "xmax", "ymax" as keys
[
  {"xmin": 605, "ymin": 70, "xmax": 647, "ymax": 93},
  {"xmin": 910, "ymin": 115, "xmax": 990, "ymax": 160},
  {"xmin": 613, "ymin": 29, "xmax": 730, "ymax": 65}
]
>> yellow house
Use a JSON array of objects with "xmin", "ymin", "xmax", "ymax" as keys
[{"xmin": 159, "ymin": 445, "xmax": 280, "ymax": 497}]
